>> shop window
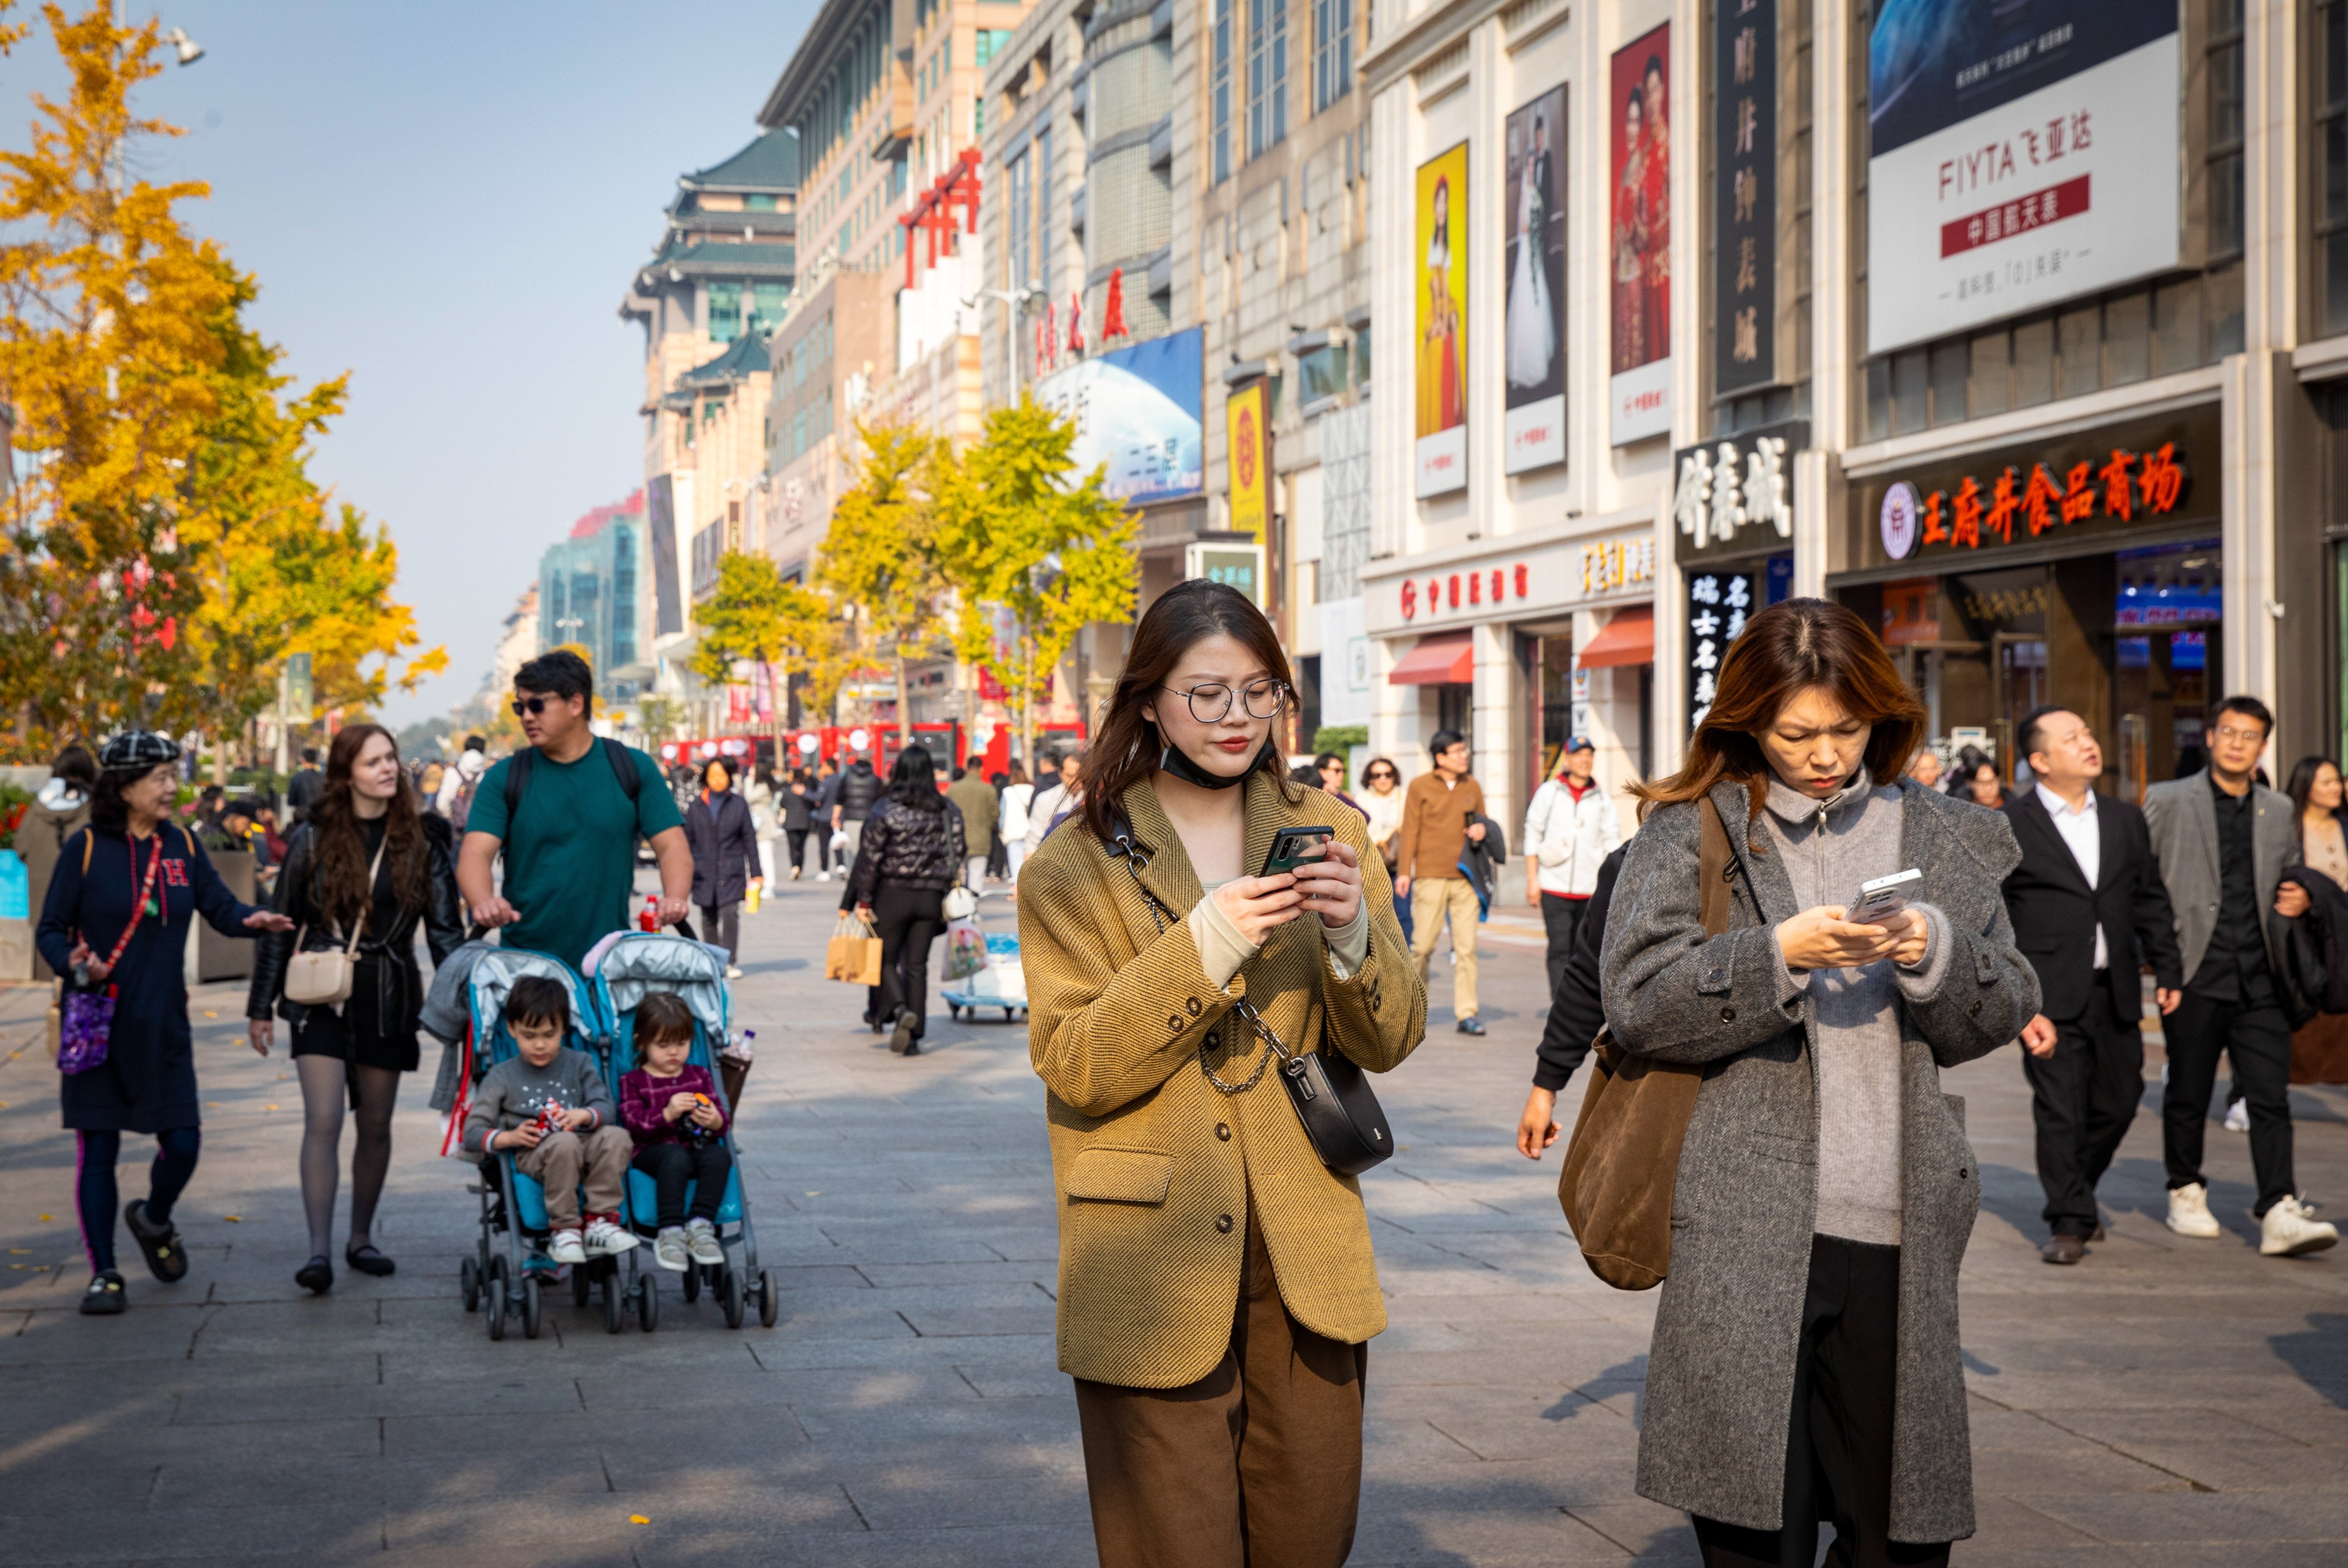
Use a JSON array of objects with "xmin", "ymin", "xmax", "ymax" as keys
[
  {"xmin": 1298, "ymin": 342, "xmax": 1348, "ymax": 407},
  {"xmin": 1212, "ymin": 0, "xmax": 1233, "ymax": 182},
  {"xmin": 707, "ymin": 281, "xmax": 743, "ymax": 343},
  {"xmin": 1248, "ymin": 0, "xmax": 1288, "ymax": 158},
  {"xmin": 2208, "ymin": 0, "xmax": 2247, "ymax": 263},
  {"xmin": 1967, "ymin": 332, "xmax": 2009, "ymax": 420},
  {"xmin": 2317, "ymin": 0, "xmax": 2348, "ymax": 334},
  {"xmin": 2104, "ymin": 293, "xmax": 2150, "ymax": 385},
  {"xmin": 1928, "ymin": 342, "xmax": 1966, "ymax": 425},
  {"xmin": 1312, "ymin": 0, "xmax": 1351, "ymax": 115}
]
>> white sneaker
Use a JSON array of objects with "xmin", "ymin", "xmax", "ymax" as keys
[
  {"xmin": 2167, "ymin": 1182, "xmax": 2224, "ymax": 1238},
  {"xmin": 2260, "ymin": 1195, "xmax": 2340, "ymax": 1257},
  {"xmin": 685, "ymin": 1217, "xmax": 725, "ymax": 1266},
  {"xmin": 548, "ymin": 1228, "xmax": 587, "ymax": 1265},
  {"xmin": 654, "ymin": 1227, "xmax": 690, "ymax": 1272},
  {"xmin": 2225, "ymin": 1098, "xmax": 2251, "ymax": 1133},
  {"xmin": 583, "ymin": 1216, "xmax": 639, "ymax": 1256},
  {"xmin": 726, "ymin": 965, "xmax": 744, "ymax": 980}
]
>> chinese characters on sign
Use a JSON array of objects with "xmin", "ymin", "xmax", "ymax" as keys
[
  {"xmin": 1580, "ymin": 536, "xmax": 1657, "ymax": 596},
  {"xmin": 1687, "ymin": 569, "xmax": 1757, "ymax": 728},
  {"xmin": 1672, "ymin": 423, "xmax": 1803, "ymax": 552},
  {"xmin": 1878, "ymin": 443, "xmax": 2187, "ymax": 560},
  {"xmin": 1866, "ymin": 0, "xmax": 2178, "ymax": 353},
  {"xmin": 1713, "ymin": 0, "xmax": 1775, "ymax": 397},
  {"xmin": 1400, "ymin": 562, "xmax": 1538, "ymax": 621}
]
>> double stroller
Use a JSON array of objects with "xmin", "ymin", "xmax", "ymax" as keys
[{"xmin": 455, "ymin": 933, "xmax": 776, "ymax": 1338}]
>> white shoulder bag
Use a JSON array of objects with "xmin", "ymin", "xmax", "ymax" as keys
[{"xmin": 284, "ymin": 836, "xmax": 388, "ymax": 1007}]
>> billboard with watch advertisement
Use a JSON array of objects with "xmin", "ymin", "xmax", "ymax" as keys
[{"xmin": 1866, "ymin": 0, "xmax": 2180, "ymax": 355}]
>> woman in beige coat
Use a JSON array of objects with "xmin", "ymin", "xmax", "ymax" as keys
[{"xmin": 1018, "ymin": 580, "xmax": 1427, "ymax": 1568}]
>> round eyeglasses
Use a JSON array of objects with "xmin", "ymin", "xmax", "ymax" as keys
[{"xmin": 1160, "ymin": 679, "xmax": 1291, "ymax": 724}]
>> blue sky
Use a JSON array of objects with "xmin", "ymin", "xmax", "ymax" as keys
[{"xmin": 6, "ymin": 2, "xmax": 817, "ymax": 727}]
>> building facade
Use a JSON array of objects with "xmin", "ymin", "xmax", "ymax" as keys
[
  {"xmin": 619, "ymin": 131, "xmax": 798, "ymax": 724},
  {"xmin": 1362, "ymin": 0, "xmax": 2339, "ymax": 865},
  {"xmin": 538, "ymin": 493, "xmax": 652, "ymax": 706}
]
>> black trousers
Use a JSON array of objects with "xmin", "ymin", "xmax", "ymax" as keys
[
  {"xmin": 698, "ymin": 902, "xmax": 740, "ymax": 963},
  {"xmin": 785, "ymin": 828, "xmax": 809, "ymax": 874},
  {"xmin": 2023, "ymin": 999, "xmax": 2143, "ymax": 1236},
  {"xmin": 630, "ymin": 1140, "xmax": 732, "ymax": 1227},
  {"xmin": 1540, "ymin": 894, "xmax": 1587, "ymax": 1000},
  {"xmin": 1694, "ymin": 1235, "xmax": 1948, "ymax": 1568},
  {"xmin": 2163, "ymin": 988, "xmax": 2295, "ymax": 1215},
  {"xmin": 872, "ymin": 885, "xmax": 946, "ymax": 1039}
]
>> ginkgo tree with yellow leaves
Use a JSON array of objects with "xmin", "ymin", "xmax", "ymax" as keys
[{"xmin": 0, "ymin": 3, "xmax": 439, "ymax": 756}]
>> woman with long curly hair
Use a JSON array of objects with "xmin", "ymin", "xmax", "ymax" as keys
[{"xmin": 247, "ymin": 725, "xmax": 462, "ymax": 1295}]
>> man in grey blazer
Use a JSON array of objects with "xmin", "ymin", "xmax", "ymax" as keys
[{"xmin": 2143, "ymin": 695, "xmax": 2337, "ymax": 1256}]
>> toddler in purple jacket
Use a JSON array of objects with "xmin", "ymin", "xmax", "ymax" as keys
[{"xmin": 616, "ymin": 994, "xmax": 733, "ymax": 1272}]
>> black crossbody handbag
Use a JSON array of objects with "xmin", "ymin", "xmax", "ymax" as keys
[{"xmin": 1105, "ymin": 814, "xmax": 1395, "ymax": 1177}]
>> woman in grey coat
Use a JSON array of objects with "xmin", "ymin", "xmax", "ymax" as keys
[{"xmin": 1601, "ymin": 599, "xmax": 2039, "ymax": 1568}]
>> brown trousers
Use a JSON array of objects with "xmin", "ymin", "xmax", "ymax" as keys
[
  {"xmin": 513, "ymin": 1124, "xmax": 631, "ymax": 1230},
  {"xmin": 1073, "ymin": 1205, "xmax": 1369, "ymax": 1568}
]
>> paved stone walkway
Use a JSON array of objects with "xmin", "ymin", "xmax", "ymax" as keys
[{"xmin": 0, "ymin": 874, "xmax": 2342, "ymax": 1566}]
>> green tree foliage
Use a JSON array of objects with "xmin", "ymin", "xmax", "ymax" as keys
[
  {"xmin": 817, "ymin": 423, "xmax": 946, "ymax": 740},
  {"xmin": 690, "ymin": 550, "xmax": 841, "ymax": 738},
  {"xmin": 931, "ymin": 394, "xmax": 1138, "ymax": 764}
]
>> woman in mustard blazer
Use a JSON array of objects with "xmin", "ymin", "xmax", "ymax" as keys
[{"xmin": 1017, "ymin": 580, "xmax": 1427, "ymax": 1568}]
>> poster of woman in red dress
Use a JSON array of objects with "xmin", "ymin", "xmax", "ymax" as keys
[{"xmin": 1607, "ymin": 24, "xmax": 1672, "ymax": 444}]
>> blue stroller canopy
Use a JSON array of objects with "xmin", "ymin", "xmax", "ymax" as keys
[
  {"xmin": 467, "ymin": 948, "xmax": 596, "ymax": 1041},
  {"xmin": 588, "ymin": 931, "xmax": 729, "ymax": 1042}
]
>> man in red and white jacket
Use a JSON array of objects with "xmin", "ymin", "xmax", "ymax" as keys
[{"xmin": 1522, "ymin": 737, "xmax": 1622, "ymax": 998}]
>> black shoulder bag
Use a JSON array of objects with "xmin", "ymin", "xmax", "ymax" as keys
[{"xmin": 1104, "ymin": 812, "xmax": 1394, "ymax": 1177}]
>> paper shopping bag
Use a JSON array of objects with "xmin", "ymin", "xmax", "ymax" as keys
[{"xmin": 826, "ymin": 914, "xmax": 884, "ymax": 986}]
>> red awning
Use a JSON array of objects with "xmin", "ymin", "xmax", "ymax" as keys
[
  {"xmin": 1388, "ymin": 631, "xmax": 1474, "ymax": 685},
  {"xmin": 1575, "ymin": 605, "xmax": 1654, "ymax": 669}
]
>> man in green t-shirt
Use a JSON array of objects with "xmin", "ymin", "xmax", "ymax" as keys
[{"xmin": 456, "ymin": 651, "xmax": 691, "ymax": 971}]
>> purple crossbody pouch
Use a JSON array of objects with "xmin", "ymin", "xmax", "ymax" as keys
[
  {"xmin": 57, "ymin": 989, "xmax": 115, "ymax": 1074},
  {"xmin": 57, "ymin": 834, "xmax": 162, "ymax": 1076}
]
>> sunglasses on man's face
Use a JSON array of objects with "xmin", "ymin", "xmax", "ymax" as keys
[{"xmin": 510, "ymin": 695, "xmax": 562, "ymax": 717}]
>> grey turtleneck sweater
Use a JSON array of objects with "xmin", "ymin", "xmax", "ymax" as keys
[{"xmin": 1757, "ymin": 771, "xmax": 1952, "ymax": 1246}]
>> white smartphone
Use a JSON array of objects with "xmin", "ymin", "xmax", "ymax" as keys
[{"xmin": 1851, "ymin": 868, "xmax": 1921, "ymax": 926}]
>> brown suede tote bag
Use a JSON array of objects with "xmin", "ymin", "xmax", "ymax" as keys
[{"xmin": 1557, "ymin": 794, "xmax": 1735, "ymax": 1291}]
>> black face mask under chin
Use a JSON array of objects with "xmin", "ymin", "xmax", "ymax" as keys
[{"xmin": 1159, "ymin": 740, "xmax": 1271, "ymax": 791}]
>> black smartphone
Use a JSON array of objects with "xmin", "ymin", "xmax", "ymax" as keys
[{"xmin": 1260, "ymin": 826, "xmax": 1335, "ymax": 878}]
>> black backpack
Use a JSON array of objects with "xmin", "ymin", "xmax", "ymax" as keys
[{"xmin": 501, "ymin": 738, "xmax": 643, "ymax": 823}]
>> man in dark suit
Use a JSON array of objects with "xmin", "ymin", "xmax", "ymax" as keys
[{"xmin": 2002, "ymin": 707, "xmax": 2182, "ymax": 1265}]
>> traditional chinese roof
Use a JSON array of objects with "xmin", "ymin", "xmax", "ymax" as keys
[
  {"xmin": 677, "ymin": 131, "xmax": 799, "ymax": 198},
  {"xmin": 674, "ymin": 331, "xmax": 771, "ymax": 392},
  {"xmin": 646, "ymin": 237, "xmax": 798, "ymax": 277}
]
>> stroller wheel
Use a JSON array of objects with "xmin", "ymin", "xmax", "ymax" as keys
[
  {"xmin": 521, "ymin": 1276, "xmax": 542, "ymax": 1340},
  {"xmin": 758, "ymin": 1268, "xmax": 779, "ymax": 1328},
  {"xmin": 486, "ymin": 1256, "xmax": 509, "ymax": 1341},
  {"xmin": 721, "ymin": 1265, "xmax": 746, "ymax": 1330},
  {"xmin": 603, "ymin": 1272, "xmax": 625, "ymax": 1334},
  {"xmin": 637, "ymin": 1273, "xmax": 659, "ymax": 1332},
  {"xmin": 683, "ymin": 1264, "xmax": 702, "ymax": 1304},
  {"xmin": 460, "ymin": 1256, "xmax": 480, "ymax": 1313}
]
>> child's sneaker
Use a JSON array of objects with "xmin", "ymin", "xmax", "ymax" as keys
[
  {"xmin": 583, "ymin": 1215, "xmax": 638, "ymax": 1256},
  {"xmin": 548, "ymin": 1228, "xmax": 587, "ymax": 1265},
  {"xmin": 685, "ymin": 1218, "xmax": 724, "ymax": 1266},
  {"xmin": 654, "ymin": 1227, "xmax": 690, "ymax": 1272}
]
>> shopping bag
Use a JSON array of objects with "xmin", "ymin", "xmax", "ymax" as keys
[
  {"xmin": 942, "ymin": 915, "xmax": 989, "ymax": 980},
  {"xmin": 825, "ymin": 913, "xmax": 883, "ymax": 986}
]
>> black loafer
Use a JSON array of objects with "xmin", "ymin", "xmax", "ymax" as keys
[
  {"xmin": 124, "ymin": 1201, "xmax": 188, "ymax": 1284},
  {"xmin": 2041, "ymin": 1233, "xmax": 2085, "ymax": 1265},
  {"xmin": 1455, "ymin": 1016, "xmax": 1486, "ymax": 1037},
  {"xmin": 295, "ymin": 1256, "xmax": 334, "ymax": 1295},
  {"xmin": 79, "ymin": 1270, "xmax": 127, "ymax": 1315},
  {"xmin": 890, "ymin": 1016, "xmax": 918, "ymax": 1055},
  {"xmin": 345, "ymin": 1244, "xmax": 395, "ymax": 1278}
]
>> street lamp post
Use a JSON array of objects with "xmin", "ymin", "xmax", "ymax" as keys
[{"xmin": 967, "ymin": 284, "xmax": 1046, "ymax": 404}]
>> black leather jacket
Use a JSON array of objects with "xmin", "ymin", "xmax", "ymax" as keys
[
  {"xmin": 247, "ymin": 815, "xmax": 463, "ymax": 1034},
  {"xmin": 851, "ymin": 796, "xmax": 967, "ymax": 903}
]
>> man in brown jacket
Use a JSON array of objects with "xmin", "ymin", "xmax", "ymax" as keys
[{"xmin": 1396, "ymin": 728, "xmax": 1489, "ymax": 1034}]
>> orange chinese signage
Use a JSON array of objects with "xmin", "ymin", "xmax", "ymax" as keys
[{"xmin": 1862, "ymin": 411, "xmax": 2212, "ymax": 570}]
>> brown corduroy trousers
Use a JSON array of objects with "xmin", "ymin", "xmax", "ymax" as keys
[{"xmin": 1072, "ymin": 1205, "xmax": 1369, "ymax": 1568}]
